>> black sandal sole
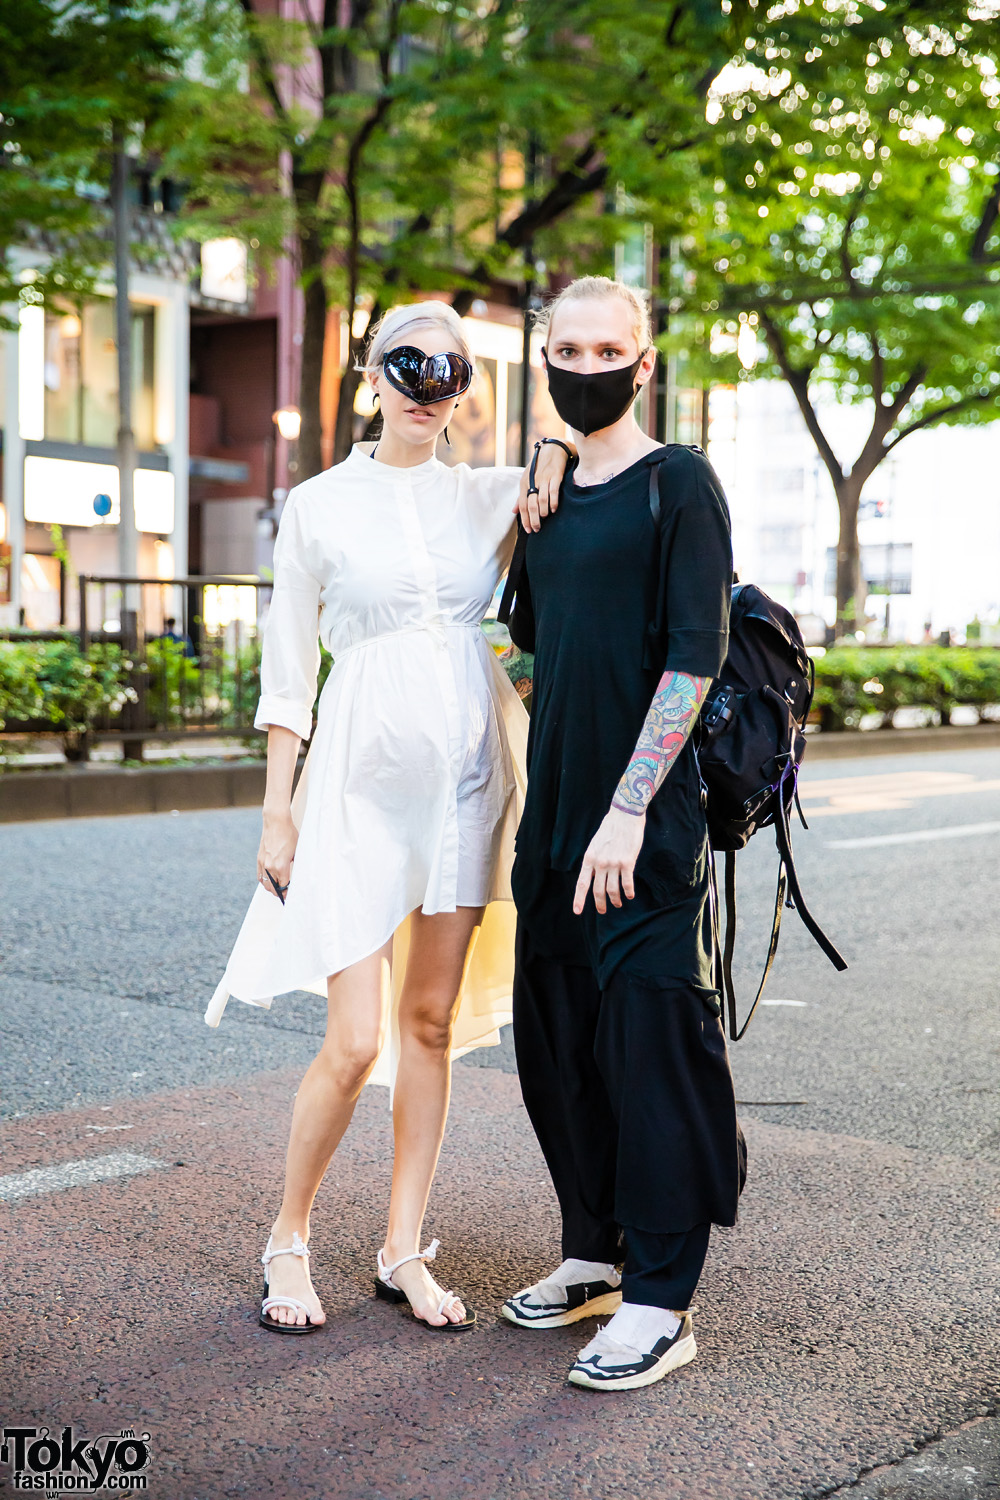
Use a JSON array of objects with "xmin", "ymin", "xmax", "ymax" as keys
[
  {"xmin": 374, "ymin": 1277, "xmax": 476, "ymax": 1330},
  {"xmin": 259, "ymin": 1278, "xmax": 324, "ymax": 1334},
  {"xmin": 258, "ymin": 1313, "xmax": 322, "ymax": 1334}
]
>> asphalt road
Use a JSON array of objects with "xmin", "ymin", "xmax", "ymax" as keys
[{"xmin": 1, "ymin": 745, "xmax": 998, "ymax": 1498}]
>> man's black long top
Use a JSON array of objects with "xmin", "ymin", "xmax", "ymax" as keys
[{"xmin": 509, "ymin": 443, "xmax": 733, "ymax": 903}]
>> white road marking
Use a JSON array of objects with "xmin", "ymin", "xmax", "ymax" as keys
[
  {"xmin": 802, "ymin": 770, "xmax": 973, "ymax": 800},
  {"xmin": 0, "ymin": 1150, "xmax": 161, "ymax": 1202},
  {"xmin": 827, "ymin": 820, "xmax": 1000, "ymax": 850},
  {"xmin": 760, "ymin": 999, "xmax": 808, "ymax": 1006},
  {"xmin": 800, "ymin": 771, "xmax": 1000, "ymax": 818}
]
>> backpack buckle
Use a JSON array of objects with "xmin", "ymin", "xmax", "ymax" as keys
[{"xmin": 702, "ymin": 684, "xmax": 735, "ymax": 734}]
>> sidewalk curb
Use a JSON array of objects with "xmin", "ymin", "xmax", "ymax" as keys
[
  {"xmin": 0, "ymin": 761, "xmax": 267, "ymax": 823},
  {"xmin": 3, "ymin": 724, "xmax": 1000, "ymax": 823},
  {"xmin": 804, "ymin": 722, "xmax": 1000, "ymax": 761}
]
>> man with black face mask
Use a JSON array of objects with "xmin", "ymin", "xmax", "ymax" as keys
[{"xmin": 499, "ymin": 277, "xmax": 746, "ymax": 1392}]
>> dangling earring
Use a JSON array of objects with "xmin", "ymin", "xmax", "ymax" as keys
[
  {"xmin": 372, "ymin": 391, "xmax": 380, "ymax": 409},
  {"xmin": 444, "ymin": 425, "xmax": 452, "ymax": 447}
]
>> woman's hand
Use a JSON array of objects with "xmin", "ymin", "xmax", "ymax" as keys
[
  {"xmin": 573, "ymin": 806, "xmax": 646, "ymax": 915},
  {"xmin": 257, "ymin": 808, "xmax": 298, "ymax": 901},
  {"xmin": 515, "ymin": 440, "xmax": 575, "ymax": 532}
]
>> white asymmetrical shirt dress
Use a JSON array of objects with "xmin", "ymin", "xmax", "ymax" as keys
[{"xmin": 205, "ymin": 444, "xmax": 528, "ymax": 1087}]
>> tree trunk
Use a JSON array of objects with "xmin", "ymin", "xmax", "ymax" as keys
[
  {"xmin": 834, "ymin": 474, "xmax": 865, "ymax": 637},
  {"xmin": 334, "ymin": 358, "xmax": 363, "ymax": 463},
  {"xmin": 297, "ymin": 227, "xmax": 327, "ymax": 481}
]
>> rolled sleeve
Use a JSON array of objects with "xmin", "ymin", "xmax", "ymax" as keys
[
  {"xmin": 657, "ymin": 449, "xmax": 733, "ymax": 681},
  {"xmin": 469, "ymin": 463, "xmax": 522, "ymax": 571},
  {"xmin": 254, "ymin": 493, "xmax": 321, "ymax": 741}
]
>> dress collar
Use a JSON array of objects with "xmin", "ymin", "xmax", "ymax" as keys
[{"xmin": 347, "ymin": 443, "xmax": 444, "ymax": 481}]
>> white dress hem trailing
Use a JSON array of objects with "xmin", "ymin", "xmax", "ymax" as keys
[{"xmin": 206, "ymin": 445, "xmax": 527, "ymax": 1089}]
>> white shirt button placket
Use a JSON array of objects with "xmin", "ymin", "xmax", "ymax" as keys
[{"xmin": 393, "ymin": 475, "xmax": 462, "ymax": 909}]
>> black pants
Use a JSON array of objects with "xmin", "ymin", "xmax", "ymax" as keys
[
  {"xmin": 624, "ymin": 1223, "xmax": 712, "ymax": 1310},
  {"xmin": 513, "ymin": 924, "xmax": 746, "ymax": 1310}
]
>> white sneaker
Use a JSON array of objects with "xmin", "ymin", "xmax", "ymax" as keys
[
  {"xmin": 567, "ymin": 1312, "xmax": 696, "ymax": 1390},
  {"xmin": 501, "ymin": 1260, "xmax": 622, "ymax": 1329}
]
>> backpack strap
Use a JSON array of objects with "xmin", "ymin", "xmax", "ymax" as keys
[
  {"xmin": 645, "ymin": 448, "xmax": 716, "ymax": 669},
  {"xmin": 718, "ymin": 850, "xmax": 788, "ymax": 1042},
  {"xmin": 645, "ymin": 458, "xmax": 668, "ymax": 669},
  {"xmin": 648, "ymin": 457, "xmax": 662, "ymax": 528},
  {"xmin": 772, "ymin": 774, "xmax": 848, "ymax": 974},
  {"xmin": 497, "ymin": 522, "xmax": 527, "ymax": 627},
  {"xmin": 713, "ymin": 749, "xmax": 847, "ymax": 1043},
  {"xmin": 498, "ymin": 440, "xmax": 547, "ymax": 627}
]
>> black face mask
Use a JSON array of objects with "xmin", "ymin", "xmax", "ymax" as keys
[{"xmin": 542, "ymin": 350, "xmax": 646, "ymax": 436}]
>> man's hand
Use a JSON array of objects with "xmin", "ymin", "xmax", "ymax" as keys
[
  {"xmin": 515, "ymin": 440, "xmax": 574, "ymax": 532},
  {"xmin": 573, "ymin": 806, "xmax": 646, "ymax": 915}
]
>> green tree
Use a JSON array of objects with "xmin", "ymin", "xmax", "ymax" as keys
[
  {"xmin": 0, "ymin": 1, "xmax": 186, "ymax": 317},
  {"xmin": 173, "ymin": 0, "xmax": 740, "ymax": 475},
  {"xmin": 659, "ymin": 1, "xmax": 1000, "ymax": 632},
  {"xmin": 169, "ymin": 0, "xmax": 509, "ymax": 477}
]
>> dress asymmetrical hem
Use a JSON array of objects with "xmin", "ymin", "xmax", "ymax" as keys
[{"xmin": 207, "ymin": 445, "xmax": 527, "ymax": 1089}]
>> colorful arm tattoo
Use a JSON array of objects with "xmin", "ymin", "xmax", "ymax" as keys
[{"xmin": 611, "ymin": 670, "xmax": 712, "ymax": 816}]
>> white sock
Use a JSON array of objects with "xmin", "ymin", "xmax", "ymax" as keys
[
  {"xmin": 601, "ymin": 1300, "xmax": 681, "ymax": 1351},
  {"xmin": 522, "ymin": 1257, "xmax": 620, "ymax": 1306}
]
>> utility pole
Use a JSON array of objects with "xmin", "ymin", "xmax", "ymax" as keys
[
  {"xmin": 112, "ymin": 121, "xmax": 139, "ymax": 609},
  {"xmin": 517, "ymin": 138, "xmax": 538, "ymax": 468},
  {"xmin": 110, "ymin": 0, "xmax": 144, "ymax": 759},
  {"xmin": 110, "ymin": 0, "xmax": 139, "ymax": 637}
]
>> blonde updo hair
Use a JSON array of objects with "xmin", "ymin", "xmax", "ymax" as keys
[
  {"xmin": 361, "ymin": 300, "xmax": 475, "ymax": 376},
  {"xmin": 535, "ymin": 276, "xmax": 652, "ymax": 355}
]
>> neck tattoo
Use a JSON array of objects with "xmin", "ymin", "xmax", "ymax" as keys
[{"xmin": 579, "ymin": 467, "xmax": 616, "ymax": 486}]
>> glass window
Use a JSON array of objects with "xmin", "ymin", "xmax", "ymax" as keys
[
  {"xmin": 132, "ymin": 305, "xmax": 155, "ymax": 448},
  {"xmin": 445, "ymin": 357, "xmax": 497, "ymax": 468},
  {"xmin": 44, "ymin": 301, "xmax": 156, "ymax": 449},
  {"xmin": 22, "ymin": 553, "xmax": 63, "ymax": 629},
  {"xmin": 674, "ymin": 387, "xmax": 705, "ymax": 447},
  {"xmin": 824, "ymin": 544, "xmax": 913, "ymax": 597},
  {"xmin": 504, "ymin": 357, "xmax": 562, "ymax": 465}
]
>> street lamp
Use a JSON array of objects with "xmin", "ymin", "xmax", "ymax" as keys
[
  {"xmin": 737, "ymin": 314, "xmax": 759, "ymax": 372},
  {"xmin": 272, "ymin": 404, "xmax": 301, "ymax": 479},
  {"xmin": 353, "ymin": 383, "xmax": 378, "ymax": 418},
  {"xmin": 272, "ymin": 405, "xmax": 301, "ymax": 441}
]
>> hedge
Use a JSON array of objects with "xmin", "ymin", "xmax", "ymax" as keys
[
  {"xmin": 0, "ymin": 636, "xmax": 257, "ymax": 754},
  {"xmin": 0, "ymin": 640, "xmax": 135, "ymax": 736},
  {"xmin": 812, "ymin": 646, "xmax": 1000, "ymax": 730},
  {"xmin": 3, "ymin": 639, "xmax": 1000, "ymax": 751},
  {"xmin": 495, "ymin": 642, "xmax": 1000, "ymax": 730}
]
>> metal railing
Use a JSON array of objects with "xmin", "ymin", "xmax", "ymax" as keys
[
  {"xmin": 0, "ymin": 575, "xmax": 273, "ymax": 760},
  {"xmin": 80, "ymin": 574, "xmax": 272, "ymax": 754}
]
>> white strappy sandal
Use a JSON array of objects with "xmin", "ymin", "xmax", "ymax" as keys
[
  {"xmin": 375, "ymin": 1238, "xmax": 476, "ymax": 1331},
  {"xmin": 259, "ymin": 1232, "xmax": 323, "ymax": 1335}
]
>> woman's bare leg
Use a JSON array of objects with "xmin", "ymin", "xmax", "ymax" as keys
[
  {"xmin": 264, "ymin": 939, "xmax": 392, "ymax": 1326},
  {"xmin": 382, "ymin": 906, "xmax": 484, "ymax": 1325}
]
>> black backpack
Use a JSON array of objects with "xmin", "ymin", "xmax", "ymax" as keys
[{"xmin": 648, "ymin": 452, "xmax": 847, "ymax": 1040}]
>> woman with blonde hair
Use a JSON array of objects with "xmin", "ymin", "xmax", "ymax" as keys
[{"xmin": 207, "ymin": 300, "xmax": 569, "ymax": 1333}]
